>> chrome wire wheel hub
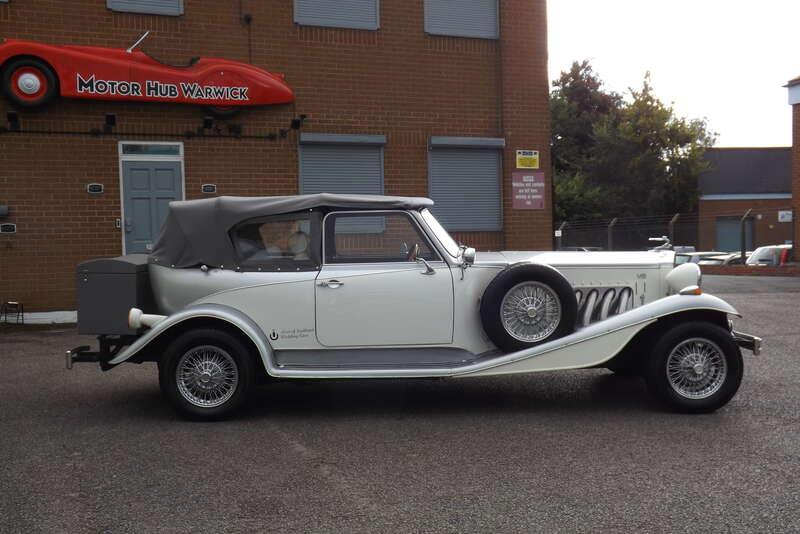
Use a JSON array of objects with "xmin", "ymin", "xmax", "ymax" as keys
[
  {"xmin": 666, "ymin": 337, "xmax": 727, "ymax": 400},
  {"xmin": 500, "ymin": 281, "xmax": 562, "ymax": 343},
  {"xmin": 176, "ymin": 345, "xmax": 239, "ymax": 408}
]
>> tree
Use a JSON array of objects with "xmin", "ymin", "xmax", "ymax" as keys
[
  {"xmin": 551, "ymin": 62, "xmax": 715, "ymax": 221},
  {"xmin": 550, "ymin": 61, "xmax": 621, "ymax": 176}
]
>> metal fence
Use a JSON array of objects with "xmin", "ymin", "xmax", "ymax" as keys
[
  {"xmin": 555, "ymin": 214, "xmax": 699, "ymax": 251},
  {"xmin": 554, "ymin": 208, "xmax": 795, "ymax": 252}
]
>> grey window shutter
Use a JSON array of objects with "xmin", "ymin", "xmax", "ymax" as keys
[
  {"xmin": 299, "ymin": 140, "xmax": 385, "ymax": 233},
  {"xmin": 424, "ymin": 0, "xmax": 499, "ymax": 39},
  {"xmin": 294, "ymin": 0, "xmax": 380, "ymax": 30},
  {"xmin": 428, "ymin": 147, "xmax": 502, "ymax": 231},
  {"xmin": 107, "ymin": 0, "xmax": 184, "ymax": 16}
]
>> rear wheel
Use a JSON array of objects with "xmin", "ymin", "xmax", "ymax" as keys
[
  {"xmin": 2, "ymin": 58, "xmax": 59, "ymax": 108},
  {"xmin": 161, "ymin": 328, "xmax": 254, "ymax": 420},
  {"xmin": 644, "ymin": 322, "xmax": 743, "ymax": 413}
]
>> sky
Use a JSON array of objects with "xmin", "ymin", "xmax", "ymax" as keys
[{"xmin": 547, "ymin": 0, "xmax": 800, "ymax": 147}]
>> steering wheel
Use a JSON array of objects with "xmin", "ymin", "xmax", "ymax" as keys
[{"xmin": 406, "ymin": 243, "xmax": 421, "ymax": 261}]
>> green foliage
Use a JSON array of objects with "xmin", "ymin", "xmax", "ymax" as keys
[
  {"xmin": 553, "ymin": 171, "xmax": 602, "ymax": 222},
  {"xmin": 551, "ymin": 62, "xmax": 716, "ymax": 221}
]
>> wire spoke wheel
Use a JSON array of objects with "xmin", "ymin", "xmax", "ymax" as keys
[
  {"xmin": 175, "ymin": 345, "xmax": 239, "ymax": 408},
  {"xmin": 500, "ymin": 281, "xmax": 562, "ymax": 343},
  {"xmin": 666, "ymin": 337, "xmax": 728, "ymax": 400}
]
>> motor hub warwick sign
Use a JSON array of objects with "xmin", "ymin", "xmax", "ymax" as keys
[
  {"xmin": 76, "ymin": 74, "xmax": 251, "ymax": 102},
  {"xmin": 0, "ymin": 33, "xmax": 294, "ymax": 117}
]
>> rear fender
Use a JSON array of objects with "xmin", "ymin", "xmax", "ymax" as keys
[{"xmin": 108, "ymin": 304, "xmax": 275, "ymax": 374}]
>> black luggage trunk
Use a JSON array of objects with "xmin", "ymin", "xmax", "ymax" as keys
[{"xmin": 76, "ymin": 255, "xmax": 154, "ymax": 335}]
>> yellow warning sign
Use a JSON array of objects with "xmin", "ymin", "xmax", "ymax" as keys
[{"xmin": 516, "ymin": 150, "xmax": 539, "ymax": 169}]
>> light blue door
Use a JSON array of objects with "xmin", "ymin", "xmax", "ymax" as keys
[
  {"xmin": 122, "ymin": 160, "xmax": 183, "ymax": 253},
  {"xmin": 716, "ymin": 217, "xmax": 753, "ymax": 252}
]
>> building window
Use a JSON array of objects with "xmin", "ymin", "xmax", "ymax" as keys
[
  {"xmin": 428, "ymin": 137, "xmax": 504, "ymax": 232},
  {"xmin": 299, "ymin": 134, "xmax": 385, "ymax": 197},
  {"xmin": 299, "ymin": 133, "xmax": 386, "ymax": 234},
  {"xmin": 294, "ymin": 0, "xmax": 380, "ymax": 30},
  {"xmin": 424, "ymin": 0, "xmax": 499, "ymax": 39},
  {"xmin": 107, "ymin": 0, "xmax": 184, "ymax": 16}
]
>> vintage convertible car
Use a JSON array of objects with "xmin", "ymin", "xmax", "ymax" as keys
[
  {"xmin": 67, "ymin": 194, "xmax": 761, "ymax": 420},
  {"xmin": 0, "ymin": 33, "xmax": 294, "ymax": 116}
]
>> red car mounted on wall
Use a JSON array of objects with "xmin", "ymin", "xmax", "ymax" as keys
[{"xmin": 0, "ymin": 32, "xmax": 294, "ymax": 117}]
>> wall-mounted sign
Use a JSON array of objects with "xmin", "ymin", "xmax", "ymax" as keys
[
  {"xmin": 512, "ymin": 171, "xmax": 546, "ymax": 210},
  {"xmin": 554, "ymin": 229, "xmax": 562, "ymax": 238},
  {"xmin": 86, "ymin": 183, "xmax": 104, "ymax": 194},
  {"xmin": 201, "ymin": 184, "xmax": 218, "ymax": 194},
  {"xmin": 516, "ymin": 149, "xmax": 540, "ymax": 169},
  {"xmin": 0, "ymin": 36, "xmax": 294, "ymax": 116},
  {"xmin": 0, "ymin": 223, "xmax": 17, "ymax": 234},
  {"xmin": 778, "ymin": 210, "xmax": 793, "ymax": 223}
]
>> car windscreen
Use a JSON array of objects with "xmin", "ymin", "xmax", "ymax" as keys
[{"xmin": 420, "ymin": 209, "xmax": 460, "ymax": 258}]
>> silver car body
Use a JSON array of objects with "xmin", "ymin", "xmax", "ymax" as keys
[{"xmin": 105, "ymin": 201, "xmax": 742, "ymax": 378}]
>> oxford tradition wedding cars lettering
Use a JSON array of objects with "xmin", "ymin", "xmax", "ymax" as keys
[{"xmin": 67, "ymin": 194, "xmax": 761, "ymax": 420}]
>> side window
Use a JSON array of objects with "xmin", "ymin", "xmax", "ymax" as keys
[
  {"xmin": 231, "ymin": 213, "xmax": 317, "ymax": 270},
  {"xmin": 325, "ymin": 212, "xmax": 438, "ymax": 264}
]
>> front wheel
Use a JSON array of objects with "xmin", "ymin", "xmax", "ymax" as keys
[
  {"xmin": 644, "ymin": 322, "xmax": 743, "ymax": 413},
  {"xmin": 160, "ymin": 328, "xmax": 254, "ymax": 420},
  {"xmin": 2, "ymin": 58, "xmax": 59, "ymax": 108}
]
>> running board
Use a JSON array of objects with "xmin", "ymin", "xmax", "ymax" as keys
[{"xmin": 274, "ymin": 347, "xmax": 499, "ymax": 370}]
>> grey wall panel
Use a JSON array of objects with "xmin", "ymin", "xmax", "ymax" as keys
[
  {"xmin": 294, "ymin": 0, "xmax": 380, "ymax": 30},
  {"xmin": 428, "ymin": 148, "xmax": 502, "ymax": 231},
  {"xmin": 107, "ymin": 0, "xmax": 184, "ymax": 16},
  {"xmin": 424, "ymin": 0, "xmax": 499, "ymax": 39}
]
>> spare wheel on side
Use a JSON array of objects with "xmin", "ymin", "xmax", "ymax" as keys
[{"xmin": 480, "ymin": 263, "xmax": 578, "ymax": 353}]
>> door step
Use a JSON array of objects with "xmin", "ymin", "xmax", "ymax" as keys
[{"xmin": 273, "ymin": 347, "xmax": 498, "ymax": 370}]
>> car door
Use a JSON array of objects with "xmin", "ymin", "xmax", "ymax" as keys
[{"xmin": 315, "ymin": 210, "xmax": 454, "ymax": 347}]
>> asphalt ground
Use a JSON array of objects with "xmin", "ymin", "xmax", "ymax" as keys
[{"xmin": 1, "ymin": 275, "xmax": 799, "ymax": 533}]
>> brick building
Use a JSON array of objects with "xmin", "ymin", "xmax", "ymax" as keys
[
  {"xmin": 0, "ymin": 0, "xmax": 552, "ymax": 315},
  {"xmin": 697, "ymin": 148, "xmax": 793, "ymax": 251}
]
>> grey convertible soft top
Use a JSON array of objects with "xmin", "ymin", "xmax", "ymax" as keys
[{"xmin": 150, "ymin": 193, "xmax": 434, "ymax": 268}]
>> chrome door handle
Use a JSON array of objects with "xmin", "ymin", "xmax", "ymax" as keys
[{"xmin": 318, "ymin": 279, "xmax": 344, "ymax": 288}]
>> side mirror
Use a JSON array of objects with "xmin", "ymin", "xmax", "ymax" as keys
[{"xmin": 462, "ymin": 247, "xmax": 476, "ymax": 266}]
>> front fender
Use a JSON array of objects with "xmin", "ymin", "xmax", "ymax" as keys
[
  {"xmin": 108, "ymin": 304, "xmax": 276, "ymax": 373},
  {"xmin": 457, "ymin": 292, "xmax": 740, "ymax": 377}
]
